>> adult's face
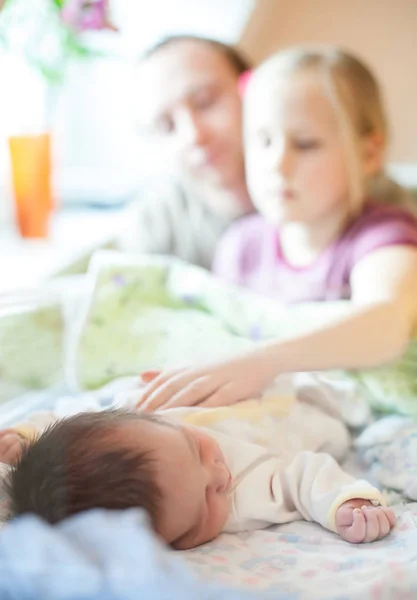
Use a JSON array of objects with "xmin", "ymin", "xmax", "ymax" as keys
[{"xmin": 136, "ymin": 40, "xmax": 245, "ymax": 190}]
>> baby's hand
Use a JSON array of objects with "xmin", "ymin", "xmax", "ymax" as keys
[
  {"xmin": 0, "ymin": 429, "xmax": 25, "ymax": 465},
  {"xmin": 336, "ymin": 499, "xmax": 396, "ymax": 543}
]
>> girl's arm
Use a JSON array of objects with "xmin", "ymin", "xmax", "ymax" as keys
[
  {"xmin": 260, "ymin": 245, "xmax": 417, "ymax": 372},
  {"xmin": 137, "ymin": 245, "xmax": 417, "ymax": 411}
]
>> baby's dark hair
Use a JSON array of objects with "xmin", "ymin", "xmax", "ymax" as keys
[
  {"xmin": 140, "ymin": 34, "xmax": 252, "ymax": 75},
  {"xmin": 5, "ymin": 409, "xmax": 163, "ymax": 527}
]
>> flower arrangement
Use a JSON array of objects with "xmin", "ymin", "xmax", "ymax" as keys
[{"xmin": 0, "ymin": 0, "xmax": 116, "ymax": 84}]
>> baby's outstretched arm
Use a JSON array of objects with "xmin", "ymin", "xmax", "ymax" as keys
[
  {"xmin": 0, "ymin": 430, "xmax": 26, "ymax": 465},
  {"xmin": 0, "ymin": 412, "xmax": 57, "ymax": 465},
  {"xmin": 260, "ymin": 451, "xmax": 392, "ymax": 543},
  {"xmin": 336, "ymin": 499, "xmax": 396, "ymax": 543}
]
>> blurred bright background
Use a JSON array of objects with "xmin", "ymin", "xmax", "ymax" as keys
[
  {"xmin": 0, "ymin": 0, "xmax": 255, "ymax": 213},
  {"xmin": 0, "ymin": 0, "xmax": 416, "ymax": 290}
]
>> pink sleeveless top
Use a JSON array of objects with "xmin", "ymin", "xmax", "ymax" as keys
[{"xmin": 212, "ymin": 201, "xmax": 417, "ymax": 303}]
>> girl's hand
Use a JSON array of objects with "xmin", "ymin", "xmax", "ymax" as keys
[
  {"xmin": 0, "ymin": 430, "xmax": 25, "ymax": 465},
  {"xmin": 114, "ymin": 371, "xmax": 162, "ymax": 406},
  {"xmin": 136, "ymin": 350, "xmax": 276, "ymax": 412},
  {"xmin": 140, "ymin": 370, "xmax": 162, "ymax": 384},
  {"xmin": 336, "ymin": 499, "xmax": 396, "ymax": 543}
]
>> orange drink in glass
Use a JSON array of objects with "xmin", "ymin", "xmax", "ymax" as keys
[{"xmin": 8, "ymin": 133, "xmax": 53, "ymax": 238}]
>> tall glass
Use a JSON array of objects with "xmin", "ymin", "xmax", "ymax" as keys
[{"xmin": 8, "ymin": 132, "xmax": 53, "ymax": 238}]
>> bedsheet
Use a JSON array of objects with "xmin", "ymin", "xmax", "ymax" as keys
[
  {"xmin": 181, "ymin": 505, "xmax": 417, "ymax": 599},
  {"xmin": 1, "ymin": 506, "xmax": 416, "ymax": 600}
]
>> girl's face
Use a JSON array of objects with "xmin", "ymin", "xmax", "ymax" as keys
[{"xmin": 244, "ymin": 70, "xmax": 354, "ymax": 227}]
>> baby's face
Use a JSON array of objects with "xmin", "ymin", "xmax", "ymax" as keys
[{"xmin": 125, "ymin": 419, "xmax": 232, "ymax": 549}]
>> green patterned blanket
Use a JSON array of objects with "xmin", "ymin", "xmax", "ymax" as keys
[{"xmin": 2, "ymin": 251, "xmax": 416, "ymax": 415}]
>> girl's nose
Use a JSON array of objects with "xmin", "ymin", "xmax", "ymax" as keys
[{"xmin": 273, "ymin": 143, "xmax": 292, "ymax": 177}]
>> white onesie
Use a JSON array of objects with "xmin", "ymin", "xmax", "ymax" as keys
[{"xmin": 163, "ymin": 376, "xmax": 383, "ymax": 534}]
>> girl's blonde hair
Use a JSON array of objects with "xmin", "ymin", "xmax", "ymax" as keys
[{"xmin": 249, "ymin": 46, "xmax": 415, "ymax": 216}]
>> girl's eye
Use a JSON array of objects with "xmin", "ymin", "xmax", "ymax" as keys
[{"xmin": 294, "ymin": 139, "xmax": 321, "ymax": 150}]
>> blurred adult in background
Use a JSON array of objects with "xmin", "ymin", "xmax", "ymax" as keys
[{"xmin": 120, "ymin": 35, "xmax": 254, "ymax": 269}]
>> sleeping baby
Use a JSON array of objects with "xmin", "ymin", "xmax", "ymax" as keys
[{"xmin": 1, "ymin": 379, "xmax": 395, "ymax": 548}]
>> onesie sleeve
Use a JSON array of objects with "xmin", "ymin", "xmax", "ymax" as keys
[{"xmin": 270, "ymin": 451, "xmax": 385, "ymax": 532}]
